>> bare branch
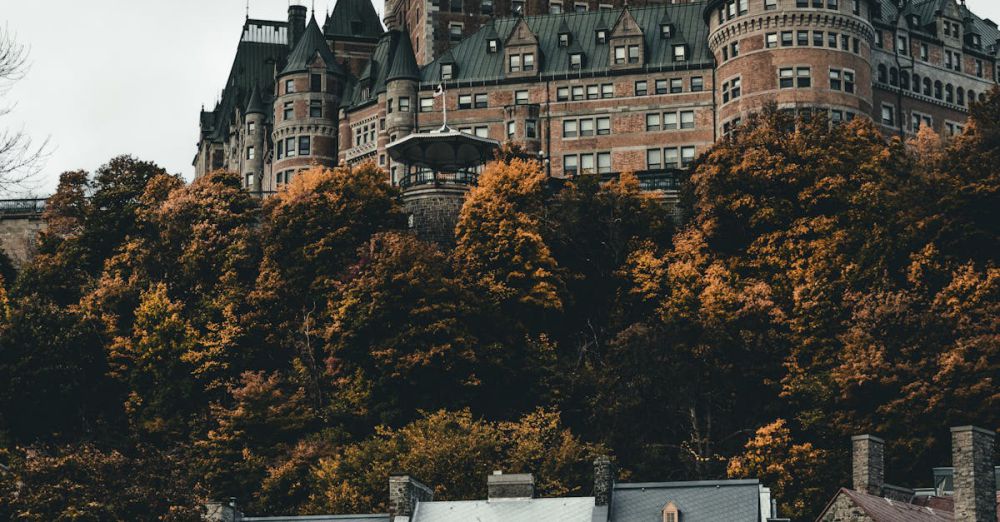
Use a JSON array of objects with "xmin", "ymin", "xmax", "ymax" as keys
[{"xmin": 0, "ymin": 24, "xmax": 47, "ymax": 195}]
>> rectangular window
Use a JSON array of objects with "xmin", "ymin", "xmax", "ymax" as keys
[
  {"xmin": 919, "ymin": 43, "xmax": 928, "ymax": 61},
  {"xmin": 680, "ymin": 110, "xmax": 695, "ymax": 129},
  {"xmin": 458, "ymin": 94, "xmax": 472, "ymax": 109},
  {"xmin": 830, "ymin": 68, "xmax": 842, "ymax": 90},
  {"xmin": 646, "ymin": 113, "xmax": 661, "ymax": 131},
  {"xmin": 563, "ymin": 119, "xmax": 578, "ymax": 137},
  {"xmin": 797, "ymin": 67, "xmax": 811, "ymax": 87},
  {"xmin": 587, "ymin": 85, "xmax": 599, "ymax": 99},
  {"xmin": 597, "ymin": 152, "xmax": 611, "ymax": 174},
  {"xmin": 663, "ymin": 112, "xmax": 678, "ymax": 130},
  {"xmin": 564, "ymin": 155, "xmax": 578, "ymax": 175},
  {"xmin": 285, "ymin": 137, "xmax": 296, "ymax": 157},
  {"xmin": 691, "ymin": 77, "xmax": 704, "ymax": 92},
  {"xmin": 766, "ymin": 33, "xmax": 778, "ymax": 48},
  {"xmin": 441, "ymin": 64, "xmax": 453, "ymax": 80},
  {"xmin": 602, "ymin": 83, "xmax": 614, "ymax": 98},
  {"xmin": 285, "ymin": 79, "xmax": 296, "ymax": 94},
  {"xmin": 615, "ymin": 46, "xmax": 626, "ymax": 64},
  {"xmin": 580, "ymin": 153, "xmax": 595, "ymax": 174},
  {"xmin": 881, "ymin": 104, "xmax": 895, "ymax": 126},
  {"xmin": 629, "ymin": 45, "xmax": 640, "ymax": 64},
  {"xmin": 515, "ymin": 90, "xmax": 529, "ymax": 105},
  {"xmin": 449, "ymin": 23, "xmax": 463, "ymax": 41},
  {"xmin": 673, "ymin": 45, "xmax": 686, "ymax": 61},
  {"xmin": 897, "ymin": 35, "xmax": 907, "ymax": 55},
  {"xmin": 597, "ymin": 116, "xmax": 610, "ymax": 135},
  {"xmin": 523, "ymin": 53, "xmax": 535, "ymax": 71},
  {"xmin": 781, "ymin": 31, "xmax": 793, "ymax": 47},
  {"xmin": 813, "ymin": 31, "xmax": 824, "ymax": 47},
  {"xmin": 765, "ymin": 0, "xmax": 777, "ymax": 9},
  {"xmin": 664, "ymin": 147, "xmax": 679, "ymax": 168},
  {"xmin": 450, "ymin": 0, "xmax": 462, "ymax": 11},
  {"xmin": 482, "ymin": 0, "xmax": 493, "ymax": 13},
  {"xmin": 247, "ymin": 146, "xmax": 255, "ymax": 160},
  {"xmin": 797, "ymin": 31, "xmax": 809, "ymax": 46},
  {"xmin": 681, "ymin": 146, "xmax": 696, "ymax": 167},
  {"xmin": 311, "ymin": 74, "xmax": 322, "ymax": 92},
  {"xmin": 635, "ymin": 80, "xmax": 648, "ymax": 96},
  {"xmin": 572, "ymin": 86, "xmax": 585, "ymax": 100},
  {"xmin": 656, "ymin": 79, "xmax": 668, "ymax": 95},
  {"xmin": 580, "ymin": 118, "xmax": 594, "ymax": 137},
  {"xmin": 420, "ymin": 98, "xmax": 434, "ymax": 112},
  {"xmin": 841, "ymin": 34, "xmax": 850, "ymax": 51},
  {"xmin": 670, "ymin": 78, "xmax": 683, "ymax": 93},
  {"xmin": 844, "ymin": 69, "xmax": 855, "ymax": 93},
  {"xmin": 557, "ymin": 87, "xmax": 569, "ymax": 101},
  {"xmin": 277, "ymin": 140, "xmax": 283, "ymax": 159},
  {"xmin": 475, "ymin": 93, "xmax": 488, "ymax": 108},
  {"xmin": 828, "ymin": 32, "xmax": 838, "ymax": 48},
  {"xmin": 550, "ymin": 1, "xmax": 563, "ymax": 13},
  {"xmin": 526, "ymin": 119, "xmax": 537, "ymax": 138},
  {"xmin": 298, "ymin": 136, "xmax": 311, "ymax": 156},
  {"xmin": 507, "ymin": 121, "xmax": 516, "ymax": 139},
  {"xmin": 283, "ymin": 101, "xmax": 293, "ymax": 120},
  {"xmin": 475, "ymin": 126, "xmax": 489, "ymax": 138},
  {"xmin": 398, "ymin": 97, "xmax": 410, "ymax": 112},
  {"xmin": 779, "ymin": 67, "xmax": 794, "ymax": 88},
  {"xmin": 248, "ymin": 121, "xmax": 255, "ymax": 134},
  {"xmin": 310, "ymin": 100, "xmax": 323, "ymax": 118},
  {"xmin": 509, "ymin": 54, "xmax": 521, "ymax": 72},
  {"xmin": 647, "ymin": 148, "xmax": 662, "ymax": 169}
]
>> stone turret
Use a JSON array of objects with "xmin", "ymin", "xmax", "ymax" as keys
[
  {"xmin": 385, "ymin": 29, "xmax": 419, "ymax": 141},
  {"xmin": 243, "ymin": 86, "xmax": 267, "ymax": 192},
  {"xmin": 272, "ymin": 16, "xmax": 344, "ymax": 185}
]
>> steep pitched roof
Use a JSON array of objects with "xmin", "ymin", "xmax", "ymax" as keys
[
  {"xmin": 245, "ymin": 85, "xmax": 266, "ymax": 115},
  {"xmin": 343, "ymin": 31, "xmax": 394, "ymax": 107},
  {"xmin": 609, "ymin": 479, "xmax": 764, "ymax": 522},
  {"xmin": 411, "ymin": 497, "xmax": 596, "ymax": 522},
  {"xmin": 420, "ymin": 3, "xmax": 712, "ymax": 83},
  {"xmin": 874, "ymin": 0, "xmax": 1000, "ymax": 55},
  {"xmin": 325, "ymin": 0, "xmax": 384, "ymax": 40},
  {"xmin": 281, "ymin": 16, "xmax": 346, "ymax": 76},
  {"xmin": 386, "ymin": 29, "xmax": 420, "ymax": 81}
]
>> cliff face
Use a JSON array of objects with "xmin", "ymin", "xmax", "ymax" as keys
[{"xmin": 0, "ymin": 215, "xmax": 45, "ymax": 267}]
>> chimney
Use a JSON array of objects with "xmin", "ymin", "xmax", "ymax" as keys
[
  {"xmin": 388, "ymin": 474, "xmax": 433, "ymax": 519},
  {"xmin": 487, "ymin": 471, "xmax": 534, "ymax": 500},
  {"xmin": 593, "ymin": 456, "xmax": 615, "ymax": 508},
  {"xmin": 951, "ymin": 426, "xmax": 996, "ymax": 522},
  {"xmin": 203, "ymin": 499, "xmax": 241, "ymax": 522},
  {"xmin": 851, "ymin": 434, "xmax": 885, "ymax": 496},
  {"xmin": 287, "ymin": 4, "xmax": 308, "ymax": 49}
]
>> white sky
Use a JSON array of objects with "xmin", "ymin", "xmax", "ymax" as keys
[{"xmin": 2, "ymin": 0, "xmax": 999, "ymax": 196}]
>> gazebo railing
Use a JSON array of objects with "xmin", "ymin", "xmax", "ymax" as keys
[
  {"xmin": 398, "ymin": 170, "xmax": 479, "ymax": 189},
  {"xmin": 0, "ymin": 198, "xmax": 47, "ymax": 217}
]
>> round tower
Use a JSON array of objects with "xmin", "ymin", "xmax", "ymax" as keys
[
  {"xmin": 706, "ymin": 0, "xmax": 877, "ymax": 130},
  {"xmin": 243, "ymin": 86, "xmax": 267, "ymax": 193},
  {"xmin": 272, "ymin": 16, "xmax": 344, "ymax": 185}
]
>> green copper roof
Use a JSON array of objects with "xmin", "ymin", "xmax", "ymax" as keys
[
  {"xmin": 281, "ymin": 17, "xmax": 346, "ymax": 77},
  {"xmin": 386, "ymin": 29, "xmax": 420, "ymax": 81},
  {"xmin": 245, "ymin": 85, "xmax": 266, "ymax": 115},
  {"xmin": 420, "ymin": 4, "xmax": 713, "ymax": 84},
  {"xmin": 325, "ymin": 0, "xmax": 384, "ymax": 40}
]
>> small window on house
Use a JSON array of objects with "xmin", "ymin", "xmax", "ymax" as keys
[
  {"xmin": 587, "ymin": 85, "xmax": 599, "ymax": 99},
  {"xmin": 420, "ymin": 98, "xmax": 434, "ymax": 112},
  {"xmin": 596, "ymin": 30, "xmax": 607, "ymax": 44},
  {"xmin": 309, "ymin": 100, "xmax": 323, "ymax": 118},
  {"xmin": 523, "ymin": 53, "xmax": 535, "ymax": 71},
  {"xmin": 248, "ymin": 121, "xmax": 256, "ymax": 133},
  {"xmin": 550, "ymin": 1, "xmax": 563, "ymax": 12},
  {"xmin": 441, "ymin": 64, "xmax": 454, "ymax": 80},
  {"xmin": 488, "ymin": 39, "xmax": 499, "ymax": 53},
  {"xmin": 601, "ymin": 83, "xmax": 614, "ymax": 98},
  {"xmin": 285, "ymin": 79, "xmax": 296, "ymax": 94},
  {"xmin": 614, "ymin": 46, "xmax": 626, "ymax": 64},
  {"xmin": 482, "ymin": 0, "xmax": 494, "ymax": 13},
  {"xmin": 597, "ymin": 116, "xmax": 610, "ymax": 135},
  {"xmin": 557, "ymin": 86, "xmax": 569, "ymax": 101},
  {"xmin": 449, "ymin": 23, "xmax": 463, "ymax": 41},
  {"xmin": 628, "ymin": 45, "xmax": 640, "ymax": 64},
  {"xmin": 526, "ymin": 119, "xmax": 537, "ymax": 138},
  {"xmin": 691, "ymin": 76, "xmax": 704, "ymax": 92},
  {"xmin": 458, "ymin": 94, "xmax": 472, "ymax": 109},
  {"xmin": 310, "ymin": 74, "xmax": 322, "ymax": 92},
  {"xmin": 660, "ymin": 24, "xmax": 672, "ymax": 39},
  {"xmin": 285, "ymin": 137, "xmax": 296, "ymax": 157},
  {"xmin": 247, "ymin": 146, "xmax": 255, "ymax": 160},
  {"xmin": 507, "ymin": 120, "xmax": 516, "ymax": 138},
  {"xmin": 635, "ymin": 80, "xmax": 648, "ymax": 96},
  {"xmin": 515, "ymin": 90, "xmax": 529, "ymax": 104},
  {"xmin": 298, "ymin": 136, "xmax": 311, "ymax": 156},
  {"xmin": 570, "ymin": 53, "xmax": 583, "ymax": 69},
  {"xmin": 559, "ymin": 33, "xmax": 571, "ymax": 47},
  {"xmin": 398, "ymin": 97, "xmax": 410, "ymax": 112},
  {"xmin": 662, "ymin": 502, "xmax": 679, "ymax": 522},
  {"xmin": 283, "ymin": 101, "xmax": 294, "ymax": 120},
  {"xmin": 509, "ymin": 54, "xmax": 521, "ymax": 73},
  {"xmin": 475, "ymin": 93, "xmax": 488, "ymax": 108}
]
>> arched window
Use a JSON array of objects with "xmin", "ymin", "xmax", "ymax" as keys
[
  {"xmin": 946, "ymin": 84, "xmax": 954, "ymax": 104},
  {"xmin": 968, "ymin": 90, "xmax": 976, "ymax": 107},
  {"xmin": 900, "ymin": 71, "xmax": 910, "ymax": 90},
  {"xmin": 662, "ymin": 502, "xmax": 679, "ymax": 522},
  {"xmin": 912, "ymin": 74, "xmax": 921, "ymax": 93},
  {"xmin": 923, "ymin": 77, "xmax": 932, "ymax": 96},
  {"xmin": 878, "ymin": 64, "xmax": 888, "ymax": 83},
  {"xmin": 957, "ymin": 87, "xmax": 965, "ymax": 106},
  {"xmin": 934, "ymin": 80, "xmax": 943, "ymax": 99},
  {"xmin": 890, "ymin": 67, "xmax": 899, "ymax": 86},
  {"xmin": 979, "ymin": 92, "xmax": 986, "ymax": 102}
]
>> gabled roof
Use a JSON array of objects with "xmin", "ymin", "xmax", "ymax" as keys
[
  {"xmin": 410, "ymin": 497, "xmax": 596, "ymax": 522},
  {"xmin": 325, "ymin": 0, "xmax": 384, "ymax": 40},
  {"xmin": 609, "ymin": 479, "xmax": 764, "ymax": 522},
  {"xmin": 874, "ymin": 0, "xmax": 1000, "ymax": 55},
  {"xmin": 610, "ymin": 7, "xmax": 643, "ymax": 37},
  {"xmin": 281, "ymin": 16, "xmax": 346, "ymax": 77},
  {"xmin": 826, "ymin": 489, "xmax": 954, "ymax": 522},
  {"xmin": 343, "ymin": 31, "xmax": 395, "ymax": 107},
  {"xmin": 386, "ymin": 29, "xmax": 420, "ymax": 81},
  {"xmin": 420, "ymin": 4, "xmax": 712, "ymax": 83}
]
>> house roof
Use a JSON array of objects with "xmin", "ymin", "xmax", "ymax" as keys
[
  {"xmin": 245, "ymin": 85, "xmax": 266, "ymax": 115},
  {"xmin": 874, "ymin": 0, "xmax": 1000, "ymax": 56},
  {"xmin": 325, "ymin": 0, "xmax": 384, "ymax": 40},
  {"xmin": 609, "ymin": 479, "xmax": 764, "ymax": 522},
  {"xmin": 281, "ymin": 16, "xmax": 346, "ymax": 77},
  {"xmin": 821, "ymin": 488, "xmax": 1000, "ymax": 522},
  {"xmin": 419, "ymin": 3, "xmax": 713, "ymax": 85},
  {"xmin": 410, "ymin": 497, "xmax": 596, "ymax": 522},
  {"xmin": 243, "ymin": 516, "xmax": 389, "ymax": 522},
  {"xmin": 343, "ymin": 30, "xmax": 396, "ymax": 107},
  {"xmin": 386, "ymin": 27, "xmax": 421, "ymax": 81}
]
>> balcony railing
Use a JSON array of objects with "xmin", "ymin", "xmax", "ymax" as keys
[
  {"xmin": 590, "ymin": 170, "xmax": 684, "ymax": 191},
  {"xmin": 398, "ymin": 170, "xmax": 479, "ymax": 189},
  {"xmin": 0, "ymin": 198, "xmax": 47, "ymax": 217}
]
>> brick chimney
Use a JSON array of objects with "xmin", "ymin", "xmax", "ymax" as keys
[
  {"xmin": 951, "ymin": 426, "xmax": 996, "ymax": 522},
  {"xmin": 388, "ymin": 474, "xmax": 433, "ymax": 519},
  {"xmin": 851, "ymin": 434, "xmax": 885, "ymax": 496},
  {"xmin": 593, "ymin": 456, "xmax": 615, "ymax": 508},
  {"xmin": 487, "ymin": 471, "xmax": 534, "ymax": 500},
  {"xmin": 287, "ymin": 4, "xmax": 308, "ymax": 50}
]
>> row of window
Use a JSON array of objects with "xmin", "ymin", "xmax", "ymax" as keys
[
  {"xmin": 765, "ymin": 30, "xmax": 861, "ymax": 55},
  {"xmin": 645, "ymin": 110, "xmax": 696, "ymax": 131},
  {"xmin": 558, "ymin": 83, "xmax": 614, "ymax": 101},
  {"xmin": 353, "ymin": 121, "xmax": 377, "ymax": 147},
  {"xmin": 280, "ymin": 100, "xmax": 324, "ymax": 121},
  {"xmin": 716, "ymin": 0, "xmax": 861, "ymax": 24},
  {"xmin": 564, "ymin": 152, "xmax": 612, "ymax": 176},
  {"xmin": 722, "ymin": 107, "xmax": 860, "ymax": 136},
  {"xmin": 507, "ymin": 119, "xmax": 538, "ymax": 139},
  {"xmin": 634, "ymin": 77, "xmax": 705, "ymax": 96},
  {"xmin": 275, "ymin": 136, "xmax": 312, "ymax": 160},
  {"xmin": 646, "ymin": 146, "xmax": 697, "ymax": 170},
  {"xmin": 562, "ymin": 116, "xmax": 612, "ymax": 137},
  {"xmin": 877, "ymin": 65, "xmax": 986, "ymax": 108},
  {"xmin": 282, "ymin": 74, "xmax": 324, "ymax": 95}
]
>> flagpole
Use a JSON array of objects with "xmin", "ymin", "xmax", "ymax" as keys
[{"xmin": 442, "ymin": 85, "xmax": 448, "ymax": 130}]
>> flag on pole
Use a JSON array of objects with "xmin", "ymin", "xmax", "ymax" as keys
[{"xmin": 433, "ymin": 84, "xmax": 445, "ymax": 97}]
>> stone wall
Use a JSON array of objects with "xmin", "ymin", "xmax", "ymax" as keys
[
  {"xmin": 818, "ymin": 493, "xmax": 875, "ymax": 522},
  {"xmin": 0, "ymin": 216, "xmax": 45, "ymax": 267},
  {"xmin": 402, "ymin": 185, "xmax": 469, "ymax": 246}
]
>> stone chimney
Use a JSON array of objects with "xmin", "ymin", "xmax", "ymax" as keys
[
  {"xmin": 388, "ymin": 474, "xmax": 433, "ymax": 519},
  {"xmin": 203, "ymin": 499, "xmax": 241, "ymax": 522},
  {"xmin": 487, "ymin": 471, "xmax": 534, "ymax": 500},
  {"xmin": 287, "ymin": 4, "xmax": 308, "ymax": 50},
  {"xmin": 951, "ymin": 426, "xmax": 996, "ymax": 522},
  {"xmin": 593, "ymin": 456, "xmax": 616, "ymax": 508},
  {"xmin": 851, "ymin": 434, "xmax": 885, "ymax": 496}
]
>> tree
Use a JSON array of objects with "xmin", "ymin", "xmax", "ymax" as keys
[{"xmin": 0, "ymin": 25, "xmax": 47, "ymax": 193}]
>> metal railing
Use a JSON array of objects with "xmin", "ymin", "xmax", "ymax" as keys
[
  {"xmin": 0, "ymin": 198, "xmax": 47, "ymax": 217},
  {"xmin": 398, "ymin": 170, "xmax": 479, "ymax": 189},
  {"xmin": 587, "ymin": 169, "xmax": 684, "ymax": 192}
]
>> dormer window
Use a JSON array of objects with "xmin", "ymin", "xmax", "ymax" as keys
[
  {"xmin": 488, "ymin": 39, "xmax": 499, "ymax": 53},
  {"xmin": 569, "ymin": 52, "xmax": 583, "ymax": 69},
  {"xmin": 660, "ymin": 24, "xmax": 672, "ymax": 39},
  {"xmin": 662, "ymin": 502, "xmax": 679, "ymax": 522},
  {"xmin": 673, "ymin": 45, "xmax": 687, "ymax": 62},
  {"xmin": 971, "ymin": 34, "xmax": 982, "ymax": 47},
  {"xmin": 908, "ymin": 15, "xmax": 919, "ymax": 27},
  {"xmin": 513, "ymin": 0, "xmax": 524, "ymax": 13},
  {"xmin": 559, "ymin": 33, "xmax": 571, "ymax": 47},
  {"xmin": 441, "ymin": 63, "xmax": 454, "ymax": 80},
  {"xmin": 596, "ymin": 30, "xmax": 607, "ymax": 43}
]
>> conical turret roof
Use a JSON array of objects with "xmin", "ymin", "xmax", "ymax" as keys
[
  {"xmin": 281, "ymin": 16, "xmax": 346, "ymax": 77},
  {"xmin": 386, "ymin": 30, "xmax": 420, "ymax": 81},
  {"xmin": 326, "ymin": 0, "xmax": 384, "ymax": 40},
  {"xmin": 245, "ymin": 85, "xmax": 266, "ymax": 115}
]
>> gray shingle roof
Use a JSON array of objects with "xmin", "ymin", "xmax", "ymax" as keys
[
  {"xmin": 386, "ymin": 27, "xmax": 421, "ymax": 81},
  {"xmin": 419, "ymin": 3, "xmax": 713, "ymax": 85},
  {"xmin": 204, "ymin": 33, "xmax": 287, "ymax": 142},
  {"xmin": 875, "ymin": 0, "xmax": 1000, "ymax": 55},
  {"xmin": 325, "ymin": 0, "xmax": 384, "ymax": 40},
  {"xmin": 246, "ymin": 85, "xmax": 266, "ymax": 115},
  {"xmin": 343, "ymin": 31, "xmax": 396, "ymax": 107},
  {"xmin": 609, "ymin": 479, "xmax": 763, "ymax": 522},
  {"xmin": 411, "ymin": 497, "xmax": 596, "ymax": 522},
  {"xmin": 282, "ymin": 17, "xmax": 346, "ymax": 77}
]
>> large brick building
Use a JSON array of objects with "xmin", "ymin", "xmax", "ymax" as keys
[{"xmin": 194, "ymin": 0, "xmax": 1000, "ymax": 237}]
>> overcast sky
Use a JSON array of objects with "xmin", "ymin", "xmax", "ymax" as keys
[{"xmin": 3, "ymin": 0, "xmax": 1000, "ymax": 196}]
